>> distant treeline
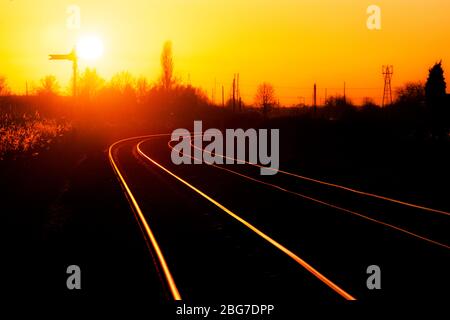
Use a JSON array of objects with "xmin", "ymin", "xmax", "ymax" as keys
[{"xmin": 0, "ymin": 42, "xmax": 448, "ymax": 138}]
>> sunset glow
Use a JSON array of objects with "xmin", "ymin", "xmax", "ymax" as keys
[
  {"xmin": 1, "ymin": 0, "xmax": 449, "ymax": 307},
  {"xmin": 1, "ymin": 0, "xmax": 449, "ymax": 104}
]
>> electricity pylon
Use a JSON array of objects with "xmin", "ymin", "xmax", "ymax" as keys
[{"xmin": 382, "ymin": 65, "xmax": 393, "ymax": 107}]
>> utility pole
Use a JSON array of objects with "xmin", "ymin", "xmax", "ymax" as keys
[
  {"xmin": 382, "ymin": 65, "xmax": 393, "ymax": 107},
  {"xmin": 313, "ymin": 83, "xmax": 317, "ymax": 113},
  {"xmin": 236, "ymin": 73, "xmax": 241, "ymax": 111},
  {"xmin": 49, "ymin": 47, "xmax": 77, "ymax": 97},
  {"xmin": 232, "ymin": 74, "xmax": 236, "ymax": 112},
  {"xmin": 343, "ymin": 81, "xmax": 346, "ymax": 104},
  {"xmin": 222, "ymin": 85, "xmax": 224, "ymax": 108},
  {"xmin": 325, "ymin": 88, "xmax": 327, "ymax": 104},
  {"xmin": 215, "ymin": 78, "xmax": 217, "ymax": 104}
]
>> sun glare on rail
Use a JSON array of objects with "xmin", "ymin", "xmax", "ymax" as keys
[{"xmin": 76, "ymin": 35, "xmax": 104, "ymax": 60}]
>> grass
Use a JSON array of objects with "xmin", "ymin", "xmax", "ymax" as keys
[{"xmin": 0, "ymin": 110, "xmax": 72, "ymax": 159}]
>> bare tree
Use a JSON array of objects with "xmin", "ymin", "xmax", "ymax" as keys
[
  {"xmin": 0, "ymin": 76, "xmax": 10, "ymax": 96},
  {"xmin": 325, "ymin": 95, "xmax": 351, "ymax": 107},
  {"xmin": 362, "ymin": 97, "xmax": 377, "ymax": 106},
  {"xmin": 255, "ymin": 82, "xmax": 276, "ymax": 117},
  {"xmin": 396, "ymin": 82, "xmax": 425, "ymax": 106},
  {"xmin": 37, "ymin": 75, "xmax": 60, "ymax": 96},
  {"xmin": 136, "ymin": 76, "xmax": 149, "ymax": 103},
  {"xmin": 110, "ymin": 71, "xmax": 136, "ymax": 96},
  {"xmin": 160, "ymin": 41, "xmax": 174, "ymax": 91},
  {"xmin": 78, "ymin": 68, "xmax": 105, "ymax": 99}
]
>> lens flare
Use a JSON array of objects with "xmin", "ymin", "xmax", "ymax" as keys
[{"xmin": 76, "ymin": 35, "xmax": 104, "ymax": 60}]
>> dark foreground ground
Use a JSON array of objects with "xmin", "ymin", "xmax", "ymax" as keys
[{"xmin": 1, "ymin": 115, "xmax": 449, "ymax": 313}]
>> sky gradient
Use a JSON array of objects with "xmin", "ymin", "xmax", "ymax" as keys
[{"xmin": 1, "ymin": 0, "xmax": 449, "ymax": 105}]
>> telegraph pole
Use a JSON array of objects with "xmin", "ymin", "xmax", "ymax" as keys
[
  {"xmin": 214, "ymin": 78, "xmax": 217, "ymax": 105},
  {"xmin": 232, "ymin": 75, "xmax": 236, "ymax": 112},
  {"xmin": 313, "ymin": 83, "xmax": 317, "ymax": 113},
  {"xmin": 237, "ymin": 73, "xmax": 241, "ymax": 111},
  {"xmin": 343, "ymin": 81, "xmax": 346, "ymax": 104},
  {"xmin": 222, "ymin": 85, "xmax": 224, "ymax": 108}
]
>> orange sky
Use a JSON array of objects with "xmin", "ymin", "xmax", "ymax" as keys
[{"xmin": 1, "ymin": 0, "xmax": 449, "ymax": 105}]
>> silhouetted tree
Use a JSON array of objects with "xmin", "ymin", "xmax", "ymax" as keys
[
  {"xmin": 255, "ymin": 82, "xmax": 276, "ymax": 118},
  {"xmin": 360, "ymin": 97, "xmax": 379, "ymax": 113},
  {"xmin": 0, "ymin": 76, "xmax": 10, "ymax": 96},
  {"xmin": 390, "ymin": 82, "xmax": 427, "ymax": 131},
  {"xmin": 425, "ymin": 61, "xmax": 446, "ymax": 107},
  {"xmin": 396, "ymin": 82, "xmax": 425, "ymax": 107},
  {"xmin": 136, "ymin": 76, "xmax": 149, "ymax": 103},
  {"xmin": 425, "ymin": 61, "xmax": 448, "ymax": 134},
  {"xmin": 361, "ymin": 97, "xmax": 378, "ymax": 108},
  {"xmin": 110, "ymin": 71, "xmax": 135, "ymax": 96},
  {"xmin": 160, "ymin": 41, "xmax": 174, "ymax": 91},
  {"xmin": 325, "ymin": 95, "xmax": 350, "ymax": 108},
  {"xmin": 323, "ymin": 95, "xmax": 355, "ymax": 119},
  {"xmin": 78, "ymin": 68, "xmax": 105, "ymax": 99},
  {"xmin": 37, "ymin": 75, "xmax": 59, "ymax": 96}
]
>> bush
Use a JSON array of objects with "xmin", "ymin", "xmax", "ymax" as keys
[{"xmin": 0, "ymin": 110, "xmax": 71, "ymax": 159}]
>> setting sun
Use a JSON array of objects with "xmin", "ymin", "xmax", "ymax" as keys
[{"xmin": 76, "ymin": 35, "xmax": 104, "ymax": 61}]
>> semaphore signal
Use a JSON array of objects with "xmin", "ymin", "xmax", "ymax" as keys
[{"xmin": 49, "ymin": 47, "xmax": 78, "ymax": 97}]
